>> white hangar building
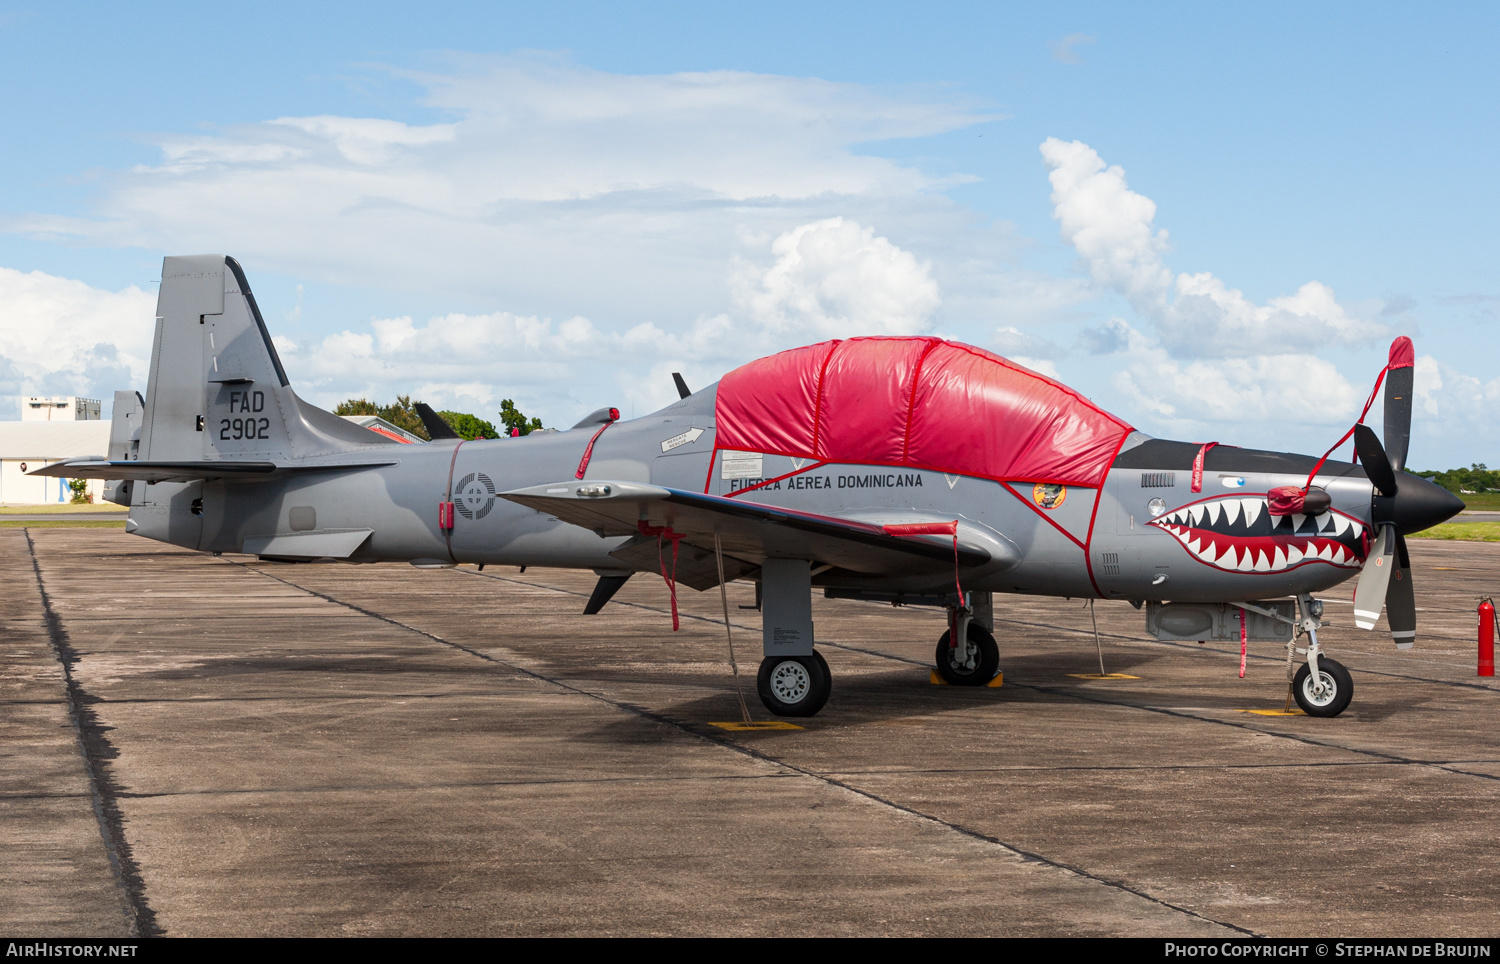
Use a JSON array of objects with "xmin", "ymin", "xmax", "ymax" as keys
[
  {"xmin": 1, "ymin": 395, "xmax": 423, "ymax": 504},
  {"xmin": 1, "ymin": 396, "xmax": 110, "ymax": 504}
]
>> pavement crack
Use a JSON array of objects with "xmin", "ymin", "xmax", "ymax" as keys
[
  {"xmin": 819, "ymin": 640, "xmax": 1500, "ymax": 786},
  {"xmin": 110, "ymin": 771, "xmax": 795, "ymax": 800},
  {"xmin": 237, "ymin": 560, "xmax": 1253, "ymax": 938},
  {"xmin": 442, "ymin": 570, "xmax": 1500, "ymax": 789},
  {"xmin": 25, "ymin": 530, "xmax": 160, "ymax": 938}
]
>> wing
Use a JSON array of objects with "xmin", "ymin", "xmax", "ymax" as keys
[
  {"xmin": 29, "ymin": 458, "xmax": 400, "ymax": 484},
  {"xmin": 501, "ymin": 480, "xmax": 1018, "ymax": 591}
]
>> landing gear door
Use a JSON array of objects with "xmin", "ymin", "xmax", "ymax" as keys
[{"xmin": 761, "ymin": 558, "xmax": 814, "ymax": 657}]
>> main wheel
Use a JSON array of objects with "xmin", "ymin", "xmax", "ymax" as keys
[
  {"xmin": 1292, "ymin": 657, "xmax": 1353, "ymax": 717},
  {"xmin": 757, "ymin": 651, "xmax": 832, "ymax": 717},
  {"xmin": 934, "ymin": 624, "xmax": 1000, "ymax": 686}
]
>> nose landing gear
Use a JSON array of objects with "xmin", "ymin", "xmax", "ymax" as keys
[
  {"xmin": 935, "ymin": 623, "xmax": 999, "ymax": 685},
  {"xmin": 1292, "ymin": 657, "xmax": 1353, "ymax": 717},
  {"xmin": 1289, "ymin": 593, "xmax": 1354, "ymax": 717},
  {"xmin": 934, "ymin": 596, "xmax": 1000, "ymax": 685}
]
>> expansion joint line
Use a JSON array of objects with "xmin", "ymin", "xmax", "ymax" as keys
[
  {"xmin": 231, "ymin": 560, "xmax": 1251, "ymax": 937},
  {"xmin": 25, "ymin": 530, "xmax": 159, "ymax": 937},
  {"xmin": 459, "ymin": 568, "xmax": 1500, "ymax": 784}
]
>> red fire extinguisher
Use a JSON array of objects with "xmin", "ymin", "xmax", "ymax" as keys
[{"xmin": 1479, "ymin": 597, "xmax": 1495, "ymax": 678}]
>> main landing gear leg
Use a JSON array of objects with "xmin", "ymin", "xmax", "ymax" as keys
[
  {"xmin": 934, "ymin": 592, "xmax": 1000, "ymax": 686},
  {"xmin": 756, "ymin": 559, "xmax": 831, "ymax": 717},
  {"xmin": 1290, "ymin": 593, "xmax": 1353, "ymax": 717}
]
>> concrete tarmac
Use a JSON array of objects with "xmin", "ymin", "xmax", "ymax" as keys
[{"xmin": 4, "ymin": 528, "xmax": 1499, "ymax": 937}]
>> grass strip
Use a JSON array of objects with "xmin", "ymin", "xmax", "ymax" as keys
[
  {"xmin": 1409, "ymin": 522, "xmax": 1500, "ymax": 542},
  {"xmin": 0, "ymin": 519, "xmax": 127, "ymax": 528},
  {"xmin": 0, "ymin": 503, "xmax": 127, "ymax": 514}
]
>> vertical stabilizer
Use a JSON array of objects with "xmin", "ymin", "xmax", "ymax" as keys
[
  {"xmin": 138, "ymin": 255, "xmax": 396, "ymax": 463},
  {"xmin": 130, "ymin": 255, "xmax": 396, "ymax": 550}
]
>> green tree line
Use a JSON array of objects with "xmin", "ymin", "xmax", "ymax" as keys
[
  {"xmin": 1414, "ymin": 464, "xmax": 1500, "ymax": 493},
  {"xmin": 334, "ymin": 395, "xmax": 543, "ymax": 441}
]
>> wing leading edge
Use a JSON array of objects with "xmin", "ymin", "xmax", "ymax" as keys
[{"xmin": 501, "ymin": 480, "xmax": 1016, "ymax": 591}]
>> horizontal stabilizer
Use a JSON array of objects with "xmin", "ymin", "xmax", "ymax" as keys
[
  {"xmin": 501, "ymin": 480, "xmax": 1011, "ymax": 584},
  {"xmin": 30, "ymin": 457, "xmax": 399, "ymax": 484}
]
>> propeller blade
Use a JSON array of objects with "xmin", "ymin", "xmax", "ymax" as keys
[
  {"xmin": 1384, "ymin": 337, "xmax": 1415, "ymax": 473},
  {"xmin": 1354, "ymin": 424, "xmax": 1399, "ymax": 498},
  {"xmin": 1354, "ymin": 523, "xmax": 1396, "ymax": 630},
  {"xmin": 1386, "ymin": 533, "xmax": 1415, "ymax": 649}
]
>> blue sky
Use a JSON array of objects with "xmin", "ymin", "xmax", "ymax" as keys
[{"xmin": 0, "ymin": 2, "xmax": 1495, "ymax": 468}]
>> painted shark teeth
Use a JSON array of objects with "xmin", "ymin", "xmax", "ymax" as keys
[{"xmin": 1147, "ymin": 494, "xmax": 1367, "ymax": 574}]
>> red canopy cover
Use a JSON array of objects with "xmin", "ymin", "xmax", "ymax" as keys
[{"xmin": 714, "ymin": 337, "xmax": 1133, "ymax": 487}]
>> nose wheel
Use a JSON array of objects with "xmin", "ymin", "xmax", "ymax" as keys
[
  {"xmin": 1289, "ymin": 594, "xmax": 1354, "ymax": 718},
  {"xmin": 935, "ymin": 624, "xmax": 1000, "ymax": 685},
  {"xmin": 757, "ymin": 651, "xmax": 831, "ymax": 717},
  {"xmin": 1292, "ymin": 657, "xmax": 1353, "ymax": 717}
]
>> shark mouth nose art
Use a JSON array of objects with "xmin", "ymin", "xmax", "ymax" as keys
[{"xmin": 1148, "ymin": 496, "xmax": 1368, "ymax": 573}]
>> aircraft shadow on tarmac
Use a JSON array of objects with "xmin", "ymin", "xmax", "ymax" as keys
[
  {"xmin": 591, "ymin": 645, "xmax": 1428, "ymax": 732},
  {"xmin": 121, "ymin": 626, "xmax": 1417, "ymax": 735}
]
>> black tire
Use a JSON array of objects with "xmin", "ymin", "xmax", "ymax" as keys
[
  {"xmin": 1292, "ymin": 657, "xmax": 1353, "ymax": 717},
  {"xmin": 935, "ymin": 624, "xmax": 1000, "ymax": 686},
  {"xmin": 757, "ymin": 652, "xmax": 832, "ymax": 717}
]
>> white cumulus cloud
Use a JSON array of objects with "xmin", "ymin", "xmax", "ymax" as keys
[
  {"xmin": 1113, "ymin": 341, "xmax": 1364, "ymax": 429},
  {"xmin": 730, "ymin": 217, "xmax": 940, "ymax": 340},
  {"xmin": 1039, "ymin": 137, "xmax": 1400, "ymax": 436},
  {"xmin": 1041, "ymin": 137, "xmax": 1390, "ymax": 358},
  {"xmin": 10, "ymin": 56, "xmax": 992, "ymax": 331},
  {"xmin": 1409, "ymin": 355, "xmax": 1500, "ymax": 454},
  {"xmin": 0, "ymin": 267, "xmax": 156, "ymax": 417},
  {"xmin": 279, "ymin": 217, "xmax": 944, "ymax": 422}
]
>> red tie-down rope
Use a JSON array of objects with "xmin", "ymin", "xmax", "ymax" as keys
[
  {"xmin": 1291, "ymin": 340, "xmax": 1413, "ymax": 501},
  {"xmin": 882, "ymin": 521, "xmax": 964, "ymax": 602},
  {"xmin": 1239, "ymin": 606, "xmax": 1248, "ymax": 679},
  {"xmin": 638, "ymin": 520, "xmax": 683, "ymax": 630},
  {"xmin": 1191, "ymin": 442, "xmax": 1219, "ymax": 493},
  {"xmin": 885, "ymin": 521, "xmax": 966, "ymax": 654}
]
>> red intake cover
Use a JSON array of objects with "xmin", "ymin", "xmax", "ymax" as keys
[{"xmin": 1267, "ymin": 486, "xmax": 1306, "ymax": 516}]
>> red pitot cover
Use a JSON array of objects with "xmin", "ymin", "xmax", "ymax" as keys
[{"xmin": 714, "ymin": 337, "xmax": 1133, "ymax": 487}]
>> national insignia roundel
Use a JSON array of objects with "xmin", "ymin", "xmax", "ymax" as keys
[{"xmin": 454, "ymin": 472, "xmax": 497, "ymax": 520}]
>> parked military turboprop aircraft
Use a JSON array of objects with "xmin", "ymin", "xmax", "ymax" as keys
[{"xmin": 37, "ymin": 256, "xmax": 1463, "ymax": 718}]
